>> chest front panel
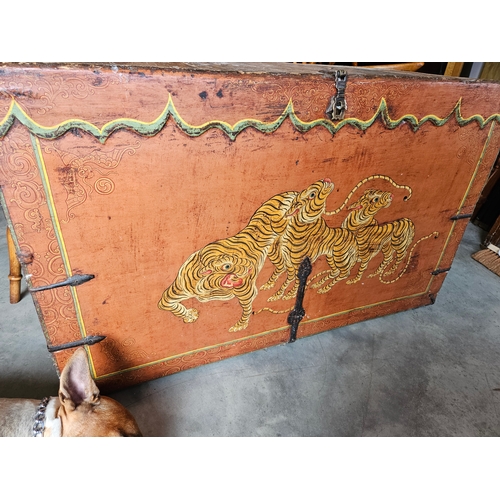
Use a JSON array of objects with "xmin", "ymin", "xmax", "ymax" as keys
[{"xmin": 1, "ymin": 63, "xmax": 499, "ymax": 390}]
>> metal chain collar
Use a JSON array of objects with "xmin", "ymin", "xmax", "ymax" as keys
[{"xmin": 33, "ymin": 397, "xmax": 50, "ymax": 437}]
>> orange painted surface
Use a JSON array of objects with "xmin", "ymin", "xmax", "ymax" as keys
[{"xmin": 0, "ymin": 63, "xmax": 499, "ymax": 391}]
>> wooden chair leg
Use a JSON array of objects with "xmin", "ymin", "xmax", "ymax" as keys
[{"xmin": 6, "ymin": 226, "xmax": 22, "ymax": 304}]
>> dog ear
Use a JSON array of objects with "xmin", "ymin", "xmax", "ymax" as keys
[{"xmin": 59, "ymin": 347, "xmax": 101, "ymax": 411}]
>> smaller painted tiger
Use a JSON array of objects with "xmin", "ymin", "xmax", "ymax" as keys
[
  {"xmin": 341, "ymin": 189, "xmax": 393, "ymax": 231},
  {"xmin": 310, "ymin": 189, "xmax": 394, "ymax": 291},
  {"xmin": 338, "ymin": 188, "xmax": 435, "ymax": 285},
  {"xmin": 347, "ymin": 218, "xmax": 416, "ymax": 284},
  {"xmin": 341, "ymin": 189, "xmax": 415, "ymax": 284}
]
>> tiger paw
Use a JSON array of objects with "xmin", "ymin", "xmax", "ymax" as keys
[
  {"xmin": 260, "ymin": 281, "xmax": 276, "ymax": 290},
  {"xmin": 183, "ymin": 308, "xmax": 199, "ymax": 323},
  {"xmin": 310, "ymin": 277, "xmax": 329, "ymax": 289},
  {"xmin": 229, "ymin": 320, "xmax": 249, "ymax": 332},
  {"xmin": 283, "ymin": 290, "xmax": 298, "ymax": 300},
  {"xmin": 267, "ymin": 292, "xmax": 284, "ymax": 302}
]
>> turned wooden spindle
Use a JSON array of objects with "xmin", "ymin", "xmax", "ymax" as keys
[{"xmin": 6, "ymin": 226, "xmax": 22, "ymax": 304}]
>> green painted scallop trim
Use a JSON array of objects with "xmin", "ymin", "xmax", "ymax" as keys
[{"xmin": 1, "ymin": 95, "xmax": 499, "ymax": 143}]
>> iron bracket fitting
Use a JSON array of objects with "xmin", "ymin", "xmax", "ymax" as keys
[
  {"xmin": 450, "ymin": 213, "xmax": 473, "ymax": 220},
  {"xmin": 47, "ymin": 335, "xmax": 107, "ymax": 353},
  {"xmin": 30, "ymin": 273, "xmax": 95, "ymax": 293},
  {"xmin": 287, "ymin": 257, "xmax": 312, "ymax": 343},
  {"xmin": 431, "ymin": 267, "xmax": 451, "ymax": 275},
  {"xmin": 326, "ymin": 70, "xmax": 348, "ymax": 120}
]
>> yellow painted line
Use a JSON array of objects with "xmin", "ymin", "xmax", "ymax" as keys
[
  {"xmin": 431, "ymin": 120, "xmax": 496, "ymax": 282},
  {"xmin": 95, "ymin": 324, "xmax": 290, "ymax": 380},
  {"xmin": 457, "ymin": 121, "xmax": 496, "ymax": 213},
  {"xmin": 96, "ymin": 286, "xmax": 434, "ymax": 380},
  {"xmin": 31, "ymin": 136, "xmax": 72, "ymax": 274},
  {"xmin": 30, "ymin": 135, "xmax": 97, "ymax": 376},
  {"xmin": 303, "ymin": 289, "xmax": 430, "ymax": 325}
]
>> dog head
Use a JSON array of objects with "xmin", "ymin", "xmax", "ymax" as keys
[{"xmin": 56, "ymin": 348, "xmax": 142, "ymax": 437}]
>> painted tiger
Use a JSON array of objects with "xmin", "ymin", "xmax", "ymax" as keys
[
  {"xmin": 341, "ymin": 189, "xmax": 393, "ymax": 231},
  {"xmin": 310, "ymin": 188, "xmax": 395, "ymax": 291},
  {"xmin": 261, "ymin": 178, "xmax": 359, "ymax": 300},
  {"xmin": 327, "ymin": 187, "xmax": 416, "ymax": 285},
  {"xmin": 336, "ymin": 187, "xmax": 436, "ymax": 286},
  {"xmin": 346, "ymin": 218, "xmax": 416, "ymax": 284},
  {"xmin": 158, "ymin": 189, "xmax": 298, "ymax": 332}
]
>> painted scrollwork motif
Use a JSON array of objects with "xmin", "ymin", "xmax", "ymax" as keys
[
  {"xmin": 156, "ymin": 331, "xmax": 287, "ymax": 378},
  {"xmin": 36, "ymin": 76, "xmax": 96, "ymax": 113},
  {"xmin": 0, "ymin": 125, "xmax": 79, "ymax": 345},
  {"xmin": 265, "ymin": 82, "xmax": 337, "ymax": 120},
  {"xmin": 0, "ymin": 129, "xmax": 48, "ymax": 232},
  {"xmin": 94, "ymin": 177, "xmax": 115, "ymax": 195},
  {"xmin": 346, "ymin": 81, "xmax": 423, "ymax": 119},
  {"xmin": 0, "ymin": 71, "xmax": 129, "ymax": 116},
  {"xmin": 30, "ymin": 216, "xmax": 77, "ymax": 345},
  {"xmin": 24, "ymin": 208, "xmax": 44, "ymax": 232},
  {"xmin": 0, "ymin": 80, "xmax": 35, "ymax": 115},
  {"xmin": 43, "ymin": 141, "xmax": 141, "ymax": 222},
  {"xmin": 0, "ymin": 129, "xmax": 38, "ymax": 182},
  {"xmin": 457, "ymin": 127, "xmax": 483, "ymax": 167},
  {"xmin": 225, "ymin": 78, "xmax": 422, "ymax": 122},
  {"xmin": 98, "ymin": 336, "xmax": 157, "ymax": 367},
  {"xmin": 225, "ymin": 79, "xmax": 336, "ymax": 121}
]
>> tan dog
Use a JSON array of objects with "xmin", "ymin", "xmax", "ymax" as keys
[{"xmin": 0, "ymin": 347, "xmax": 142, "ymax": 437}]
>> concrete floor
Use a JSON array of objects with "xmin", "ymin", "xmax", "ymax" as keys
[{"xmin": 1, "ymin": 208, "xmax": 500, "ymax": 437}]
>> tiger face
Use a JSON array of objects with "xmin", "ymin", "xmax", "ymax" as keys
[
  {"xmin": 159, "ymin": 244, "xmax": 260, "ymax": 331},
  {"xmin": 285, "ymin": 178, "xmax": 334, "ymax": 224},
  {"xmin": 349, "ymin": 189, "xmax": 393, "ymax": 215},
  {"xmin": 341, "ymin": 189, "xmax": 393, "ymax": 232},
  {"xmin": 198, "ymin": 253, "xmax": 254, "ymax": 292}
]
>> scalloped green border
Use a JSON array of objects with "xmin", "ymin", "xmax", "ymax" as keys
[{"xmin": 1, "ymin": 95, "xmax": 499, "ymax": 143}]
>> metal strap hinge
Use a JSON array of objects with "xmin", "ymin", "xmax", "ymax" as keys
[{"xmin": 287, "ymin": 257, "xmax": 312, "ymax": 343}]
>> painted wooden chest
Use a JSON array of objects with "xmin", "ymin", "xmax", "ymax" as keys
[{"xmin": 1, "ymin": 62, "xmax": 499, "ymax": 391}]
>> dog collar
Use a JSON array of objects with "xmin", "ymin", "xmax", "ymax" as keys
[{"xmin": 33, "ymin": 397, "xmax": 50, "ymax": 437}]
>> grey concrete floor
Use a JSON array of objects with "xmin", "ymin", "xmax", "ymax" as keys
[{"xmin": 1, "ymin": 208, "xmax": 500, "ymax": 437}]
